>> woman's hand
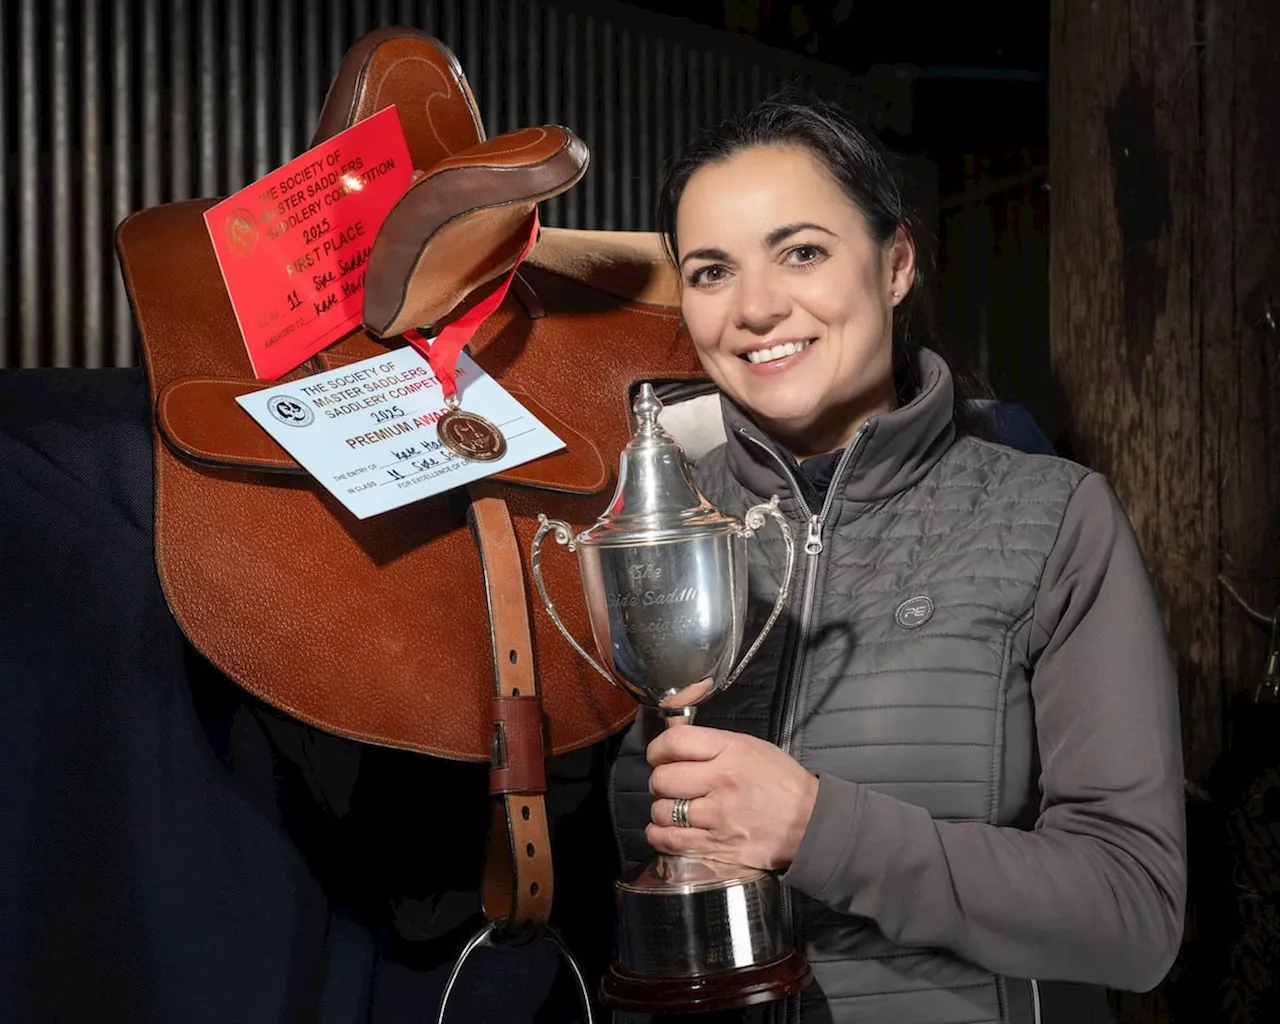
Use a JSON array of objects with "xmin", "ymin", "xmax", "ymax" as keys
[{"xmin": 645, "ymin": 724, "xmax": 819, "ymax": 871}]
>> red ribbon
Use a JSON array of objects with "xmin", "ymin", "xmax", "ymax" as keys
[{"xmin": 404, "ymin": 209, "xmax": 541, "ymax": 402}]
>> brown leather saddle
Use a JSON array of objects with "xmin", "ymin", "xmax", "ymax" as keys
[{"xmin": 115, "ymin": 24, "xmax": 701, "ymax": 1012}]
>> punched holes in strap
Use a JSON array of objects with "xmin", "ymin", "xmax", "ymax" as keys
[{"xmin": 466, "ymin": 484, "xmax": 554, "ymax": 930}]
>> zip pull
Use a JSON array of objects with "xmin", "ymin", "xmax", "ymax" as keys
[{"xmin": 805, "ymin": 515, "xmax": 823, "ymax": 555}]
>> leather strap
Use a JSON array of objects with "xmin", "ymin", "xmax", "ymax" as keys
[
  {"xmin": 436, "ymin": 430, "xmax": 596, "ymax": 1024},
  {"xmin": 467, "ymin": 483, "xmax": 553, "ymax": 930}
]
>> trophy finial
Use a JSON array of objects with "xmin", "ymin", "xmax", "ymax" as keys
[
  {"xmin": 577, "ymin": 380, "xmax": 729, "ymax": 534},
  {"xmin": 632, "ymin": 383, "xmax": 663, "ymax": 434}
]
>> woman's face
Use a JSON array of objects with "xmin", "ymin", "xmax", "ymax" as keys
[{"xmin": 675, "ymin": 144, "xmax": 915, "ymax": 455}]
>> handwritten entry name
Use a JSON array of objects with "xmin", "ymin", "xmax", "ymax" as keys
[{"xmin": 205, "ymin": 106, "xmax": 413, "ymax": 381}]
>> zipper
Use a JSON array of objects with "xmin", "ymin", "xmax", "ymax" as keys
[
  {"xmin": 738, "ymin": 423, "xmax": 868, "ymax": 754},
  {"xmin": 738, "ymin": 423, "xmax": 869, "ymax": 1024}
]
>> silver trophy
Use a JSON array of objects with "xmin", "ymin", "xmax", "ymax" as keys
[{"xmin": 530, "ymin": 385, "xmax": 809, "ymax": 1014}]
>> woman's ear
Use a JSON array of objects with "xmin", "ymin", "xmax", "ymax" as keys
[{"xmin": 886, "ymin": 226, "xmax": 917, "ymax": 306}]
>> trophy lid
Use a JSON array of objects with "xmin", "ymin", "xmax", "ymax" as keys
[{"xmin": 576, "ymin": 384, "xmax": 739, "ymax": 546}]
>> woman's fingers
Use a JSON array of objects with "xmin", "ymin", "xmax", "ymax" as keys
[
  {"xmin": 648, "ymin": 759, "xmax": 713, "ymax": 800},
  {"xmin": 646, "ymin": 822, "xmax": 716, "ymax": 857},
  {"xmin": 645, "ymin": 724, "xmax": 733, "ymax": 767},
  {"xmin": 650, "ymin": 795, "xmax": 717, "ymax": 829}
]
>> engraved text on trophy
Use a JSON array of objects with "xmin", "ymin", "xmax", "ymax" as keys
[{"xmin": 605, "ymin": 562, "xmax": 702, "ymax": 659}]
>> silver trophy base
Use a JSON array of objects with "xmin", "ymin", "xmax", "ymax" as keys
[{"xmin": 601, "ymin": 855, "xmax": 812, "ymax": 1014}]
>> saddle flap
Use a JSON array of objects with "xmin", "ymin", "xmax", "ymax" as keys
[{"xmin": 156, "ymin": 373, "xmax": 610, "ymax": 495}]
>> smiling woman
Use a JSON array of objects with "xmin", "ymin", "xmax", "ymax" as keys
[
  {"xmin": 656, "ymin": 93, "xmax": 992, "ymax": 456},
  {"xmin": 608, "ymin": 94, "xmax": 1187, "ymax": 1024},
  {"xmin": 672, "ymin": 144, "xmax": 908, "ymax": 456}
]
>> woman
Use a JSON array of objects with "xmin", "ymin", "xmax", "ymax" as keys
[{"xmin": 607, "ymin": 95, "xmax": 1186, "ymax": 1024}]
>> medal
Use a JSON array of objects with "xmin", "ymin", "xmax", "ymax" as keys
[
  {"xmin": 437, "ymin": 400, "xmax": 508, "ymax": 462},
  {"xmin": 402, "ymin": 211, "xmax": 539, "ymax": 466}
]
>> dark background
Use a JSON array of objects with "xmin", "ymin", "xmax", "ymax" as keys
[
  {"xmin": 626, "ymin": 0, "xmax": 1054, "ymax": 432},
  {"xmin": 0, "ymin": 0, "xmax": 1054, "ymax": 438},
  {"xmin": 7, "ymin": 4, "xmax": 1277, "ymax": 1023}
]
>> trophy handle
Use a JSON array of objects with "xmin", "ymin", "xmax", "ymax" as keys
[
  {"xmin": 530, "ymin": 514, "xmax": 618, "ymax": 688},
  {"xmin": 724, "ymin": 496, "xmax": 796, "ymax": 687}
]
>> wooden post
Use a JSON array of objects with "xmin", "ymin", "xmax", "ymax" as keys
[
  {"xmin": 1050, "ymin": 0, "xmax": 1279, "ymax": 780},
  {"xmin": 1051, "ymin": 3, "xmax": 1280, "ymax": 1017}
]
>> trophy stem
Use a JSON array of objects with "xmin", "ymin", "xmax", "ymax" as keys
[{"xmin": 656, "ymin": 677, "xmax": 714, "ymax": 722}]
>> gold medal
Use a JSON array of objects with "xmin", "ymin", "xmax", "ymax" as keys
[{"xmin": 437, "ymin": 406, "xmax": 508, "ymax": 462}]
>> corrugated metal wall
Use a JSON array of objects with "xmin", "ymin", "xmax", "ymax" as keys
[{"xmin": 0, "ymin": 0, "xmax": 884, "ymax": 369}]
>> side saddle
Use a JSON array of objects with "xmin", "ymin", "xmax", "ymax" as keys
[{"xmin": 116, "ymin": 25, "xmax": 713, "ymax": 1019}]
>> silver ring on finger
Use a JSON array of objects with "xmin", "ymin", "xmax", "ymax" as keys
[{"xmin": 671, "ymin": 797, "xmax": 692, "ymax": 828}]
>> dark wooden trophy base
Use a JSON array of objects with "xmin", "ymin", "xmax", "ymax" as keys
[{"xmin": 600, "ymin": 951, "xmax": 812, "ymax": 1015}]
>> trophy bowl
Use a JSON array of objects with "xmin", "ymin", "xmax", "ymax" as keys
[
  {"xmin": 531, "ymin": 384, "xmax": 809, "ymax": 1014},
  {"xmin": 575, "ymin": 525, "xmax": 744, "ymax": 710}
]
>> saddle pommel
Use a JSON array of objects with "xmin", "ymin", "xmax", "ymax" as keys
[{"xmin": 363, "ymin": 126, "xmax": 589, "ymax": 338}]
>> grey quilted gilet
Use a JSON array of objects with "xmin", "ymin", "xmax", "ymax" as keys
[{"xmin": 609, "ymin": 390, "xmax": 1087, "ymax": 1024}]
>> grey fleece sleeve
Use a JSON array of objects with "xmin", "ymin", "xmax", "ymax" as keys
[{"xmin": 780, "ymin": 472, "xmax": 1187, "ymax": 991}]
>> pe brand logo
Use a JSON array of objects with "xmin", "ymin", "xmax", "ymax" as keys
[{"xmin": 895, "ymin": 595, "xmax": 934, "ymax": 629}]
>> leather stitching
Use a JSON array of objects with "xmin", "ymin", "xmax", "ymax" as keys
[
  {"xmin": 370, "ymin": 55, "xmax": 461, "ymax": 161},
  {"xmin": 432, "ymin": 127, "xmax": 554, "ymax": 167}
]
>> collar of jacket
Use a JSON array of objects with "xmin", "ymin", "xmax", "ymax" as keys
[{"xmin": 718, "ymin": 346, "xmax": 958, "ymax": 506}]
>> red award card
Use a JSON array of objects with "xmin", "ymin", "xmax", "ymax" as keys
[{"xmin": 204, "ymin": 106, "xmax": 414, "ymax": 380}]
